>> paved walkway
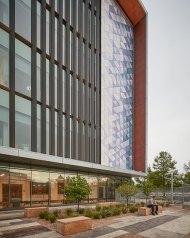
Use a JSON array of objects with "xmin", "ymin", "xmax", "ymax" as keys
[{"xmin": 0, "ymin": 207, "xmax": 190, "ymax": 238}]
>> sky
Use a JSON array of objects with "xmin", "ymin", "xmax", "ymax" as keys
[{"xmin": 141, "ymin": 0, "xmax": 190, "ymax": 173}]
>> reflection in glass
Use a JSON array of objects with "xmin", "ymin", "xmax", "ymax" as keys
[
  {"xmin": 63, "ymin": 70, "xmax": 66, "ymax": 112},
  {"xmin": 0, "ymin": 0, "xmax": 9, "ymax": 26},
  {"xmin": 10, "ymin": 166, "xmax": 31, "ymax": 208},
  {"xmin": 0, "ymin": 89, "xmax": 9, "ymax": 147},
  {"xmin": 37, "ymin": 53, "xmax": 41, "ymax": 101},
  {"xmin": 37, "ymin": 104, "xmax": 41, "ymax": 153},
  {"xmin": 15, "ymin": 96, "xmax": 31, "ymax": 150},
  {"xmin": 50, "ymin": 172, "xmax": 65, "ymax": 205},
  {"xmin": 15, "ymin": 40, "xmax": 31, "ymax": 97},
  {"xmin": 15, "ymin": 0, "xmax": 31, "ymax": 41},
  {"xmin": 31, "ymin": 169, "xmax": 49, "ymax": 206},
  {"xmin": 0, "ymin": 164, "xmax": 9, "ymax": 207},
  {"xmin": 0, "ymin": 29, "xmax": 9, "ymax": 87},
  {"xmin": 63, "ymin": 115, "xmax": 65, "ymax": 157},
  {"xmin": 37, "ymin": 2, "xmax": 41, "ymax": 48},
  {"xmin": 62, "ymin": 25, "xmax": 66, "ymax": 65}
]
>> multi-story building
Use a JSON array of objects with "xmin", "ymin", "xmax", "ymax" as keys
[{"xmin": 0, "ymin": 0, "xmax": 147, "ymax": 209}]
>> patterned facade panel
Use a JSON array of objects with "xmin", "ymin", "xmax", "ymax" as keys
[{"xmin": 101, "ymin": 0, "xmax": 134, "ymax": 169}]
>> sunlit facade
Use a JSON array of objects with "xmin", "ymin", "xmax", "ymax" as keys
[{"xmin": 0, "ymin": 0, "xmax": 147, "ymax": 209}]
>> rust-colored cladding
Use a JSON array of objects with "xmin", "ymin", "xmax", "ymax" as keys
[{"xmin": 117, "ymin": 0, "xmax": 147, "ymax": 172}]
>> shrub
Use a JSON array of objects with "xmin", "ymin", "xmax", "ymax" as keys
[
  {"xmin": 49, "ymin": 214, "xmax": 57, "ymax": 223},
  {"xmin": 78, "ymin": 208, "xmax": 85, "ymax": 214},
  {"xmin": 66, "ymin": 208, "xmax": 74, "ymax": 216},
  {"xmin": 92, "ymin": 211, "xmax": 101, "ymax": 219},
  {"xmin": 96, "ymin": 206, "xmax": 101, "ymax": 211},
  {"xmin": 102, "ymin": 208, "xmax": 113, "ymax": 217},
  {"xmin": 121, "ymin": 206, "xmax": 128, "ymax": 214},
  {"xmin": 84, "ymin": 208, "xmax": 93, "ymax": 218},
  {"xmin": 112, "ymin": 207, "xmax": 121, "ymax": 216},
  {"xmin": 129, "ymin": 206, "xmax": 138, "ymax": 213},
  {"xmin": 38, "ymin": 211, "xmax": 49, "ymax": 219},
  {"xmin": 52, "ymin": 209, "xmax": 61, "ymax": 217},
  {"xmin": 140, "ymin": 201, "xmax": 145, "ymax": 207}
]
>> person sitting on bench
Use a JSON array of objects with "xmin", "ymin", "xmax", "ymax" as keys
[{"xmin": 147, "ymin": 196, "xmax": 158, "ymax": 215}]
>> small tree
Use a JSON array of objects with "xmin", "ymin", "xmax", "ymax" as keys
[
  {"xmin": 184, "ymin": 161, "xmax": 190, "ymax": 184},
  {"xmin": 116, "ymin": 180, "xmax": 138, "ymax": 205},
  {"xmin": 64, "ymin": 175, "xmax": 91, "ymax": 212},
  {"xmin": 141, "ymin": 180, "xmax": 154, "ymax": 204}
]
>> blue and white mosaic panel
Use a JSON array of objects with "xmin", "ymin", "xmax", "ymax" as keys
[{"xmin": 101, "ymin": 0, "xmax": 134, "ymax": 170}]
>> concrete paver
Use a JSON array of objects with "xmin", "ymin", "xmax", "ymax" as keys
[{"xmin": 0, "ymin": 207, "xmax": 190, "ymax": 238}]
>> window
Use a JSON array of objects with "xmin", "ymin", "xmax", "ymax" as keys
[
  {"xmin": 37, "ymin": 2, "xmax": 41, "ymax": 49},
  {"xmin": 62, "ymin": 70, "xmax": 66, "ymax": 112},
  {"xmin": 36, "ymin": 53, "xmax": 41, "ymax": 101},
  {"xmin": 0, "ymin": 89, "xmax": 9, "ymax": 147},
  {"xmin": 55, "ymin": 111, "xmax": 58, "ymax": 156},
  {"xmin": 15, "ymin": 40, "xmax": 31, "ymax": 97},
  {"xmin": 0, "ymin": 0, "xmax": 9, "ymax": 26},
  {"xmin": 37, "ymin": 104, "xmax": 41, "ymax": 153},
  {"xmin": 15, "ymin": 96, "xmax": 31, "ymax": 151},
  {"xmin": 62, "ymin": 25, "xmax": 66, "ymax": 66},
  {"xmin": 0, "ymin": 29, "xmax": 9, "ymax": 87},
  {"xmin": 55, "ymin": 18, "xmax": 58, "ymax": 61},
  {"xmin": 55, "ymin": 65, "xmax": 58, "ymax": 109},
  {"xmin": 46, "ymin": 108, "xmax": 50, "ymax": 154},
  {"xmin": 46, "ymin": 10, "xmax": 50, "ymax": 55},
  {"xmin": 46, "ymin": 59, "xmax": 50, "ymax": 105},
  {"xmin": 15, "ymin": 0, "xmax": 31, "ymax": 41}
]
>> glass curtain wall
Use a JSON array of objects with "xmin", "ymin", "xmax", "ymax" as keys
[
  {"xmin": 0, "ymin": 163, "xmax": 123, "ymax": 209},
  {"xmin": 0, "ymin": 89, "xmax": 9, "ymax": 147}
]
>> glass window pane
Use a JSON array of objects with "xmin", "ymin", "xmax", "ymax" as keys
[
  {"xmin": 46, "ymin": 108, "xmax": 50, "ymax": 154},
  {"xmin": 37, "ymin": 53, "xmax": 41, "ymax": 101},
  {"xmin": 55, "ymin": 112, "xmax": 58, "ymax": 156},
  {"xmin": 10, "ymin": 166, "xmax": 31, "ymax": 208},
  {"xmin": 0, "ymin": 163, "xmax": 9, "ymax": 208},
  {"xmin": 62, "ymin": 70, "xmax": 66, "ymax": 112},
  {"xmin": 63, "ymin": 24, "xmax": 66, "ymax": 66},
  {"xmin": 46, "ymin": 10, "xmax": 50, "ymax": 55},
  {"xmin": 15, "ymin": 40, "xmax": 31, "ymax": 97},
  {"xmin": 37, "ymin": 2, "xmax": 41, "ymax": 48},
  {"xmin": 50, "ymin": 171, "xmax": 65, "ymax": 205},
  {"xmin": 31, "ymin": 169, "xmax": 49, "ymax": 206},
  {"xmin": 55, "ymin": 18, "xmax": 58, "ymax": 61},
  {"xmin": 55, "ymin": 65, "xmax": 58, "ymax": 109},
  {"xmin": 0, "ymin": 29, "xmax": 9, "ymax": 87},
  {"xmin": 15, "ymin": 0, "xmax": 31, "ymax": 41},
  {"xmin": 63, "ymin": 115, "xmax": 65, "ymax": 157},
  {"xmin": 37, "ymin": 104, "xmax": 41, "ymax": 153},
  {"xmin": 15, "ymin": 96, "xmax": 31, "ymax": 150},
  {"xmin": 46, "ymin": 59, "xmax": 49, "ymax": 105},
  {"xmin": 0, "ymin": 0, "xmax": 9, "ymax": 26},
  {"xmin": 0, "ymin": 89, "xmax": 9, "ymax": 147}
]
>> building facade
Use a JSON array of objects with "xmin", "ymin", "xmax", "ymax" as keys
[{"xmin": 0, "ymin": 0, "xmax": 147, "ymax": 209}]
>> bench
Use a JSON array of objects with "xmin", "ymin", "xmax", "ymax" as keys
[
  {"xmin": 138, "ymin": 206, "xmax": 163, "ymax": 216},
  {"xmin": 56, "ymin": 216, "xmax": 92, "ymax": 236},
  {"xmin": 24, "ymin": 207, "xmax": 48, "ymax": 218}
]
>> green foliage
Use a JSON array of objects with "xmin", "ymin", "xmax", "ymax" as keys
[
  {"xmin": 184, "ymin": 161, "xmax": 190, "ymax": 184},
  {"xmin": 129, "ymin": 206, "xmax": 138, "ymax": 213},
  {"xmin": 38, "ymin": 211, "xmax": 49, "ymax": 219},
  {"xmin": 65, "ymin": 208, "xmax": 74, "ymax": 216},
  {"xmin": 65, "ymin": 175, "xmax": 91, "ymax": 212},
  {"xmin": 92, "ymin": 211, "xmax": 101, "ymax": 219},
  {"xmin": 52, "ymin": 209, "xmax": 60, "ymax": 217},
  {"xmin": 153, "ymin": 151, "xmax": 178, "ymax": 189},
  {"xmin": 84, "ymin": 208, "xmax": 94, "ymax": 218},
  {"xmin": 116, "ymin": 180, "xmax": 138, "ymax": 205},
  {"xmin": 49, "ymin": 214, "xmax": 57, "ymax": 223},
  {"xmin": 140, "ymin": 178, "xmax": 154, "ymax": 203},
  {"xmin": 78, "ymin": 208, "xmax": 85, "ymax": 214}
]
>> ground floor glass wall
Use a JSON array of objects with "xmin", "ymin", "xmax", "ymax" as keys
[{"xmin": 0, "ymin": 163, "xmax": 123, "ymax": 209}]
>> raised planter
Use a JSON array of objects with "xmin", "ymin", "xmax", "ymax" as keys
[
  {"xmin": 56, "ymin": 216, "xmax": 92, "ymax": 236},
  {"xmin": 24, "ymin": 207, "xmax": 48, "ymax": 218}
]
